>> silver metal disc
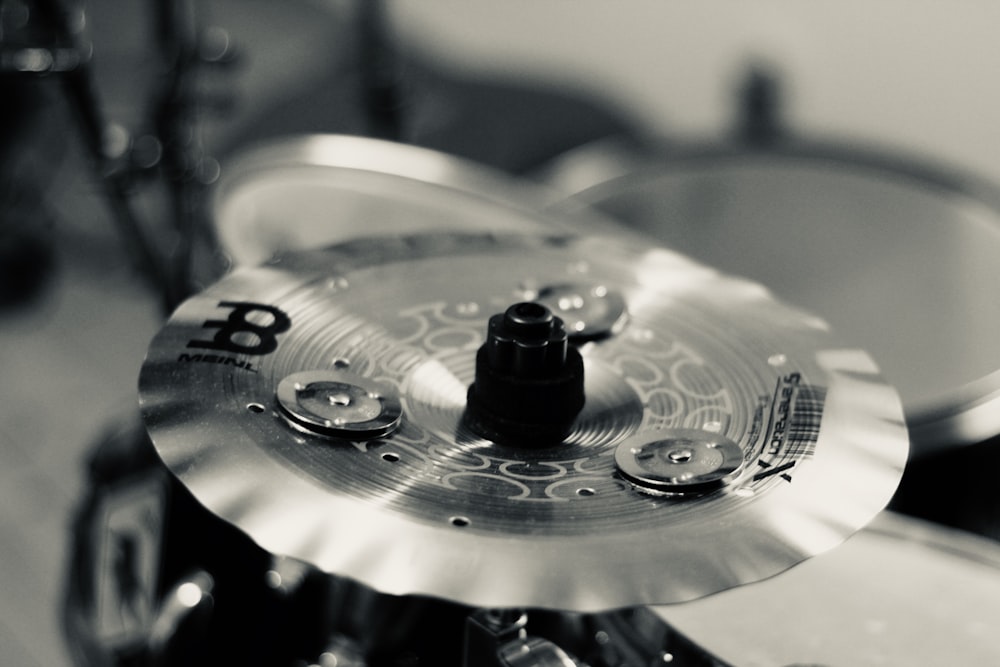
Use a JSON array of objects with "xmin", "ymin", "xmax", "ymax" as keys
[
  {"xmin": 138, "ymin": 232, "xmax": 907, "ymax": 611},
  {"xmin": 534, "ymin": 283, "xmax": 628, "ymax": 341},
  {"xmin": 614, "ymin": 429, "xmax": 746, "ymax": 495},
  {"xmin": 275, "ymin": 369, "xmax": 402, "ymax": 439}
]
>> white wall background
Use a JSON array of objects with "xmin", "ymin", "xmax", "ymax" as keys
[{"xmin": 390, "ymin": 2, "xmax": 1000, "ymax": 183}]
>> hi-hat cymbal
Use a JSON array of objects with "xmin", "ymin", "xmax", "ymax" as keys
[{"xmin": 138, "ymin": 232, "xmax": 907, "ymax": 612}]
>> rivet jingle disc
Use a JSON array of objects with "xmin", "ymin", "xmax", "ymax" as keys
[
  {"xmin": 534, "ymin": 283, "xmax": 627, "ymax": 340},
  {"xmin": 615, "ymin": 429, "xmax": 745, "ymax": 495},
  {"xmin": 276, "ymin": 370, "xmax": 402, "ymax": 439}
]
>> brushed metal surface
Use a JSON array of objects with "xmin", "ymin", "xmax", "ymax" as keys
[{"xmin": 139, "ymin": 232, "xmax": 907, "ymax": 611}]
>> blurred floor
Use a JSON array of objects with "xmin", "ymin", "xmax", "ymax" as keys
[{"xmin": 0, "ymin": 171, "xmax": 160, "ymax": 663}]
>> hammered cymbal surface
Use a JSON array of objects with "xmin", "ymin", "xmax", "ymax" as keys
[{"xmin": 139, "ymin": 232, "xmax": 907, "ymax": 611}]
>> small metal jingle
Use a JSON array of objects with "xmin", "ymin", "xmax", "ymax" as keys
[
  {"xmin": 614, "ymin": 428, "xmax": 745, "ymax": 495},
  {"xmin": 534, "ymin": 283, "xmax": 628, "ymax": 341},
  {"xmin": 276, "ymin": 369, "xmax": 402, "ymax": 440}
]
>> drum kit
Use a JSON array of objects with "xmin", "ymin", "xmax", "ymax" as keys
[{"xmin": 27, "ymin": 2, "xmax": 999, "ymax": 666}]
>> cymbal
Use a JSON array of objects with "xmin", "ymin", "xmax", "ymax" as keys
[
  {"xmin": 211, "ymin": 134, "xmax": 623, "ymax": 267},
  {"xmin": 138, "ymin": 231, "xmax": 907, "ymax": 611}
]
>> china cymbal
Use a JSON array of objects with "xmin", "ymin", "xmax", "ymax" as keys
[{"xmin": 138, "ymin": 232, "xmax": 907, "ymax": 611}]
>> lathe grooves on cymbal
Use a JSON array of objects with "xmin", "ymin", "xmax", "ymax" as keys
[{"xmin": 139, "ymin": 231, "xmax": 907, "ymax": 611}]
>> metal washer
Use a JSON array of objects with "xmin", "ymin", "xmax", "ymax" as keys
[
  {"xmin": 534, "ymin": 283, "xmax": 628, "ymax": 341},
  {"xmin": 276, "ymin": 369, "xmax": 402, "ymax": 440},
  {"xmin": 615, "ymin": 429, "xmax": 745, "ymax": 495}
]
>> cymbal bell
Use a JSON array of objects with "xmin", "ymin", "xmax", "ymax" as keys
[{"xmin": 139, "ymin": 231, "xmax": 907, "ymax": 611}]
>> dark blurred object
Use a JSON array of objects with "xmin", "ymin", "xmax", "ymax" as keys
[
  {"xmin": 891, "ymin": 435, "xmax": 1000, "ymax": 540},
  {"xmin": 734, "ymin": 65, "xmax": 784, "ymax": 146},
  {"xmin": 407, "ymin": 63, "xmax": 643, "ymax": 175},
  {"xmin": 0, "ymin": 0, "xmax": 170, "ymax": 307},
  {"xmin": 1, "ymin": 0, "xmax": 238, "ymax": 313},
  {"xmin": 62, "ymin": 415, "xmax": 335, "ymax": 667},
  {"xmin": 146, "ymin": 0, "xmax": 238, "ymax": 308},
  {"xmin": 241, "ymin": 56, "xmax": 641, "ymax": 176},
  {"xmin": 0, "ymin": 78, "xmax": 58, "ymax": 307},
  {"xmin": 0, "ymin": 209, "xmax": 55, "ymax": 308},
  {"xmin": 0, "ymin": 0, "xmax": 70, "ymax": 308},
  {"xmin": 358, "ymin": 0, "xmax": 401, "ymax": 141},
  {"xmin": 232, "ymin": 0, "xmax": 643, "ymax": 178}
]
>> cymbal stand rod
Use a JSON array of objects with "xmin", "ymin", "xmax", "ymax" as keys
[
  {"xmin": 28, "ymin": 0, "xmax": 184, "ymax": 311},
  {"xmin": 358, "ymin": 0, "xmax": 403, "ymax": 141},
  {"xmin": 17, "ymin": 0, "xmax": 178, "ymax": 311},
  {"xmin": 151, "ymin": 0, "xmax": 209, "ymax": 309}
]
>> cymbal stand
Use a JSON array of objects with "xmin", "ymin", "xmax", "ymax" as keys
[{"xmin": 1, "ymin": 0, "xmax": 235, "ymax": 313}]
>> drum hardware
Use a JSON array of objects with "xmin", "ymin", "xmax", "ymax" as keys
[
  {"xmin": 0, "ymin": 0, "xmax": 236, "ymax": 312},
  {"xmin": 146, "ymin": 0, "xmax": 237, "ymax": 306},
  {"xmin": 732, "ymin": 65, "xmax": 783, "ymax": 147},
  {"xmin": 464, "ymin": 301, "xmax": 586, "ymax": 446},
  {"xmin": 464, "ymin": 609, "xmax": 579, "ymax": 667},
  {"xmin": 0, "ymin": 0, "xmax": 77, "ymax": 307},
  {"xmin": 0, "ymin": 0, "xmax": 88, "ymax": 74},
  {"xmin": 358, "ymin": 0, "xmax": 403, "ymax": 142},
  {"xmin": 530, "ymin": 283, "xmax": 629, "ymax": 342},
  {"xmin": 613, "ymin": 429, "xmax": 746, "ymax": 496},
  {"xmin": 275, "ymin": 369, "xmax": 404, "ymax": 440},
  {"xmin": 145, "ymin": 570, "xmax": 215, "ymax": 665}
]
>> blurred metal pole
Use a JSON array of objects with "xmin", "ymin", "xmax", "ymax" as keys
[
  {"xmin": 31, "ymin": 0, "xmax": 178, "ymax": 311},
  {"xmin": 358, "ymin": 0, "xmax": 402, "ymax": 141}
]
